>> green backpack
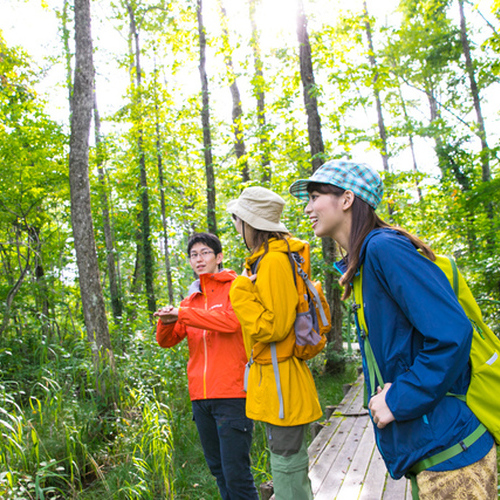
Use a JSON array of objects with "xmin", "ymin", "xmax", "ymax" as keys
[{"xmin": 352, "ymin": 255, "xmax": 500, "ymax": 497}]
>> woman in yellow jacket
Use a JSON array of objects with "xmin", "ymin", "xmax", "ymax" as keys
[{"xmin": 227, "ymin": 186, "xmax": 322, "ymax": 500}]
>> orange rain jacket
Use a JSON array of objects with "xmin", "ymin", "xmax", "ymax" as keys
[{"xmin": 156, "ymin": 269, "xmax": 248, "ymax": 401}]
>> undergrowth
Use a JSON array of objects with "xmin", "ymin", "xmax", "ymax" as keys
[{"xmin": 18, "ymin": 320, "xmax": 499, "ymax": 498}]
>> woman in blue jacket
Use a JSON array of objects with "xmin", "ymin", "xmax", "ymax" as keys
[{"xmin": 289, "ymin": 160, "xmax": 497, "ymax": 499}]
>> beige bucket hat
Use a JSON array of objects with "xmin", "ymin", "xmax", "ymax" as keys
[{"xmin": 227, "ymin": 186, "xmax": 289, "ymax": 233}]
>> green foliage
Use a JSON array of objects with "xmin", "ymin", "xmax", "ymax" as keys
[{"xmin": 2, "ymin": 0, "xmax": 500, "ymax": 496}]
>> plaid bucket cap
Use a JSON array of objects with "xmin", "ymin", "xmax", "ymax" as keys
[{"xmin": 289, "ymin": 160, "xmax": 384, "ymax": 209}]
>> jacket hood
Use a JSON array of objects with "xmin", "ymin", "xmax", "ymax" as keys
[
  {"xmin": 359, "ymin": 228, "xmax": 388, "ymax": 264},
  {"xmin": 187, "ymin": 279, "xmax": 201, "ymax": 296},
  {"xmin": 246, "ymin": 237, "xmax": 306, "ymax": 266}
]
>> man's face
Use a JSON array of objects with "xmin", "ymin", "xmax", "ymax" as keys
[{"xmin": 188, "ymin": 242, "xmax": 223, "ymax": 276}]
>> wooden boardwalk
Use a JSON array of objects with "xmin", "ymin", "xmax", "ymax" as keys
[{"xmin": 307, "ymin": 373, "xmax": 411, "ymax": 499}]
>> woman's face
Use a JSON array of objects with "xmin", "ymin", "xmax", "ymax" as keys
[
  {"xmin": 232, "ymin": 214, "xmax": 243, "ymax": 236},
  {"xmin": 305, "ymin": 190, "xmax": 351, "ymax": 241},
  {"xmin": 232, "ymin": 215, "xmax": 255, "ymax": 249}
]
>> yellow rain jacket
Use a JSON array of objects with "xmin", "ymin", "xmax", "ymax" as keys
[{"xmin": 229, "ymin": 237, "xmax": 322, "ymax": 426}]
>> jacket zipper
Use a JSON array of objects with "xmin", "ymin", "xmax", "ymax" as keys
[{"xmin": 203, "ymin": 294, "xmax": 208, "ymax": 399}]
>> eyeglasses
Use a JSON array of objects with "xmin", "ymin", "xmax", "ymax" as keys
[{"xmin": 189, "ymin": 250, "xmax": 215, "ymax": 260}]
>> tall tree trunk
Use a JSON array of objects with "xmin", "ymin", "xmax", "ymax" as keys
[
  {"xmin": 297, "ymin": 0, "xmax": 324, "ymax": 171},
  {"xmin": 93, "ymin": 93, "xmax": 123, "ymax": 321},
  {"xmin": 218, "ymin": 0, "xmax": 249, "ymax": 182},
  {"xmin": 156, "ymin": 119, "xmax": 174, "ymax": 304},
  {"xmin": 396, "ymin": 79, "xmax": 422, "ymax": 201},
  {"xmin": 362, "ymin": 0, "xmax": 389, "ymax": 172},
  {"xmin": 126, "ymin": 9, "xmax": 143, "ymax": 310},
  {"xmin": 128, "ymin": 2, "xmax": 156, "ymax": 315},
  {"xmin": 70, "ymin": 0, "xmax": 113, "ymax": 368},
  {"xmin": 131, "ymin": 239, "xmax": 143, "ymax": 298},
  {"xmin": 197, "ymin": 0, "xmax": 217, "ymax": 234},
  {"xmin": 297, "ymin": 0, "xmax": 342, "ymax": 358},
  {"xmin": 458, "ymin": 0, "xmax": 490, "ymax": 184},
  {"xmin": 153, "ymin": 62, "xmax": 174, "ymax": 303},
  {"xmin": 249, "ymin": 0, "xmax": 271, "ymax": 184}
]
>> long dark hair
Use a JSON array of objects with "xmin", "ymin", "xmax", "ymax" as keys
[
  {"xmin": 232, "ymin": 214, "xmax": 291, "ymax": 256},
  {"xmin": 307, "ymin": 182, "xmax": 435, "ymax": 299}
]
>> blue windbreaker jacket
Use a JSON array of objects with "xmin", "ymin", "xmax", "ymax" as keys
[{"xmin": 336, "ymin": 228, "xmax": 493, "ymax": 479}]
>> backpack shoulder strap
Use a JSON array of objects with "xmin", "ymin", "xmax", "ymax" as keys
[
  {"xmin": 448, "ymin": 255, "xmax": 459, "ymax": 295},
  {"xmin": 352, "ymin": 267, "xmax": 385, "ymax": 395},
  {"xmin": 291, "ymin": 252, "xmax": 329, "ymax": 326},
  {"xmin": 250, "ymin": 255, "xmax": 263, "ymax": 276},
  {"xmin": 270, "ymin": 342, "xmax": 284, "ymax": 419},
  {"xmin": 352, "ymin": 270, "xmax": 367, "ymax": 335},
  {"xmin": 288, "ymin": 252, "xmax": 298, "ymax": 286}
]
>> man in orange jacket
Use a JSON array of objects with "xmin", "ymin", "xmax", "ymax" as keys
[{"xmin": 154, "ymin": 233, "xmax": 258, "ymax": 500}]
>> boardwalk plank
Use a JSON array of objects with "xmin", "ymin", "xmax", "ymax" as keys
[
  {"xmin": 358, "ymin": 443, "xmax": 388, "ymax": 500},
  {"xmin": 313, "ymin": 416, "xmax": 370, "ymax": 499},
  {"xmin": 309, "ymin": 415, "xmax": 358, "ymax": 493},
  {"xmin": 335, "ymin": 376, "xmax": 366, "ymax": 416},
  {"xmin": 383, "ymin": 473, "xmax": 411, "ymax": 499},
  {"xmin": 308, "ymin": 417, "xmax": 344, "ymax": 463},
  {"xmin": 334, "ymin": 416, "xmax": 374, "ymax": 500},
  {"xmin": 307, "ymin": 373, "xmax": 410, "ymax": 499}
]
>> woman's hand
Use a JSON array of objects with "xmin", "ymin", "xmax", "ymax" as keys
[
  {"xmin": 368, "ymin": 383, "xmax": 395, "ymax": 429},
  {"xmin": 241, "ymin": 266, "xmax": 257, "ymax": 282}
]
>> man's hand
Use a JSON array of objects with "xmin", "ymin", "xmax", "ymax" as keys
[
  {"xmin": 368, "ymin": 382, "xmax": 395, "ymax": 429},
  {"xmin": 153, "ymin": 306, "xmax": 179, "ymax": 324}
]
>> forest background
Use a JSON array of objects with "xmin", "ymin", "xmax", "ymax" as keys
[{"xmin": 1, "ymin": 0, "xmax": 500, "ymax": 497}]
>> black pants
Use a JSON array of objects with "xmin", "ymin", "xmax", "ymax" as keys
[{"xmin": 192, "ymin": 398, "xmax": 259, "ymax": 500}]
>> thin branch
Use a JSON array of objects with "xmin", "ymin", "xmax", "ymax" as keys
[{"xmin": 389, "ymin": 69, "xmax": 473, "ymax": 131}]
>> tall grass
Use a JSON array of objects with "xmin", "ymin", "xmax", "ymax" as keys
[
  {"xmin": 0, "ymin": 321, "xmax": 178, "ymax": 499},
  {"xmin": 6, "ymin": 318, "xmax": 436, "ymax": 499}
]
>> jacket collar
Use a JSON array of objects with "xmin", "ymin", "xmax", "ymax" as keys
[
  {"xmin": 333, "ymin": 228, "xmax": 392, "ymax": 275},
  {"xmin": 187, "ymin": 268, "xmax": 238, "ymax": 296}
]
